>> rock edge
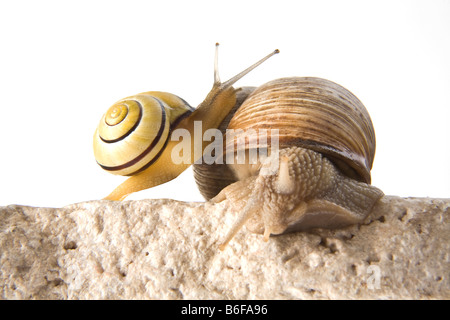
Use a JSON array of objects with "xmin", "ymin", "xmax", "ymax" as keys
[{"xmin": 0, "ymin": 196, "xmax": 449, "ymax": 299}]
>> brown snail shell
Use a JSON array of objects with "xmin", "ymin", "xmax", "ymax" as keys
[
  {"xmin": 193, "ymin": 76, "xmax": 376, "ymax": 200},
  {"xmin": 193, "ymin": 76, "xmax": 383, "ymax": 250}
]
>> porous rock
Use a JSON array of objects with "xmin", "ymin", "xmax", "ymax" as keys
[{"xmin": 0, "ymin": 196, "xmax": 449, "ymax": 299}]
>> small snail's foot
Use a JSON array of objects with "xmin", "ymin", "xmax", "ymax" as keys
[
  {"xmin": 103, "ymin": 180, "xmax": 133, "ymax": 201},
  {"xmin": 102, "ymin": 153, "xmax": 190, "ymax": 201},
  {"xmin": 102, "ymin": 173, "xmax": 156, "ymax": 201}
]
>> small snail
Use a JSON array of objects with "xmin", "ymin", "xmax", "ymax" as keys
[
  {"xmin": 94, "ymin": 44, "xmax": 279, "ymax": 201},
  {"xmin": 94, "ymin": 45, "xmax": 384, "ymax": 250}
]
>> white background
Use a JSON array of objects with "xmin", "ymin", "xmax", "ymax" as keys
[{"xmin": 0, "ymin": 0, "xmax": 449, "ymax": 208}]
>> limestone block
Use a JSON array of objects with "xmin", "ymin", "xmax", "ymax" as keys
[{"xmin": 0, "ymin": 196, "xmax": 449, "ymax": 299}]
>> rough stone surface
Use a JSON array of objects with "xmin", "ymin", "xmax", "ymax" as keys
[{"xmin": 0, "ymin": 196, "xmax": 449, "ymax": 300}]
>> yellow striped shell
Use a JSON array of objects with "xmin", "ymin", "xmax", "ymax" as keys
[{"xmin": 93, "ymin": 91, "xmax": 193, "ymax": 176}]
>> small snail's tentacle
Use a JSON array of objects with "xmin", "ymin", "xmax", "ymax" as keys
[
  {"xmin": 221, "ymin": 49, "xmax": 279, "ymax": 90},
  {"xmin": 186, "ymin": 47, "xmax": 279, "ymax": 132},
  {"xmin": 214, "ymin": 43, "xmax": 220, "ymax": 84}
]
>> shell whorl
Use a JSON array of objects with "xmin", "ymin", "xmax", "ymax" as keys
[
  {"xmin": 226, "ymin": 77, "xmax": 376, "ymax": 183},
  {"xmin": 93, "ymin": 92, "xmax": 193, "ymax": 176}
]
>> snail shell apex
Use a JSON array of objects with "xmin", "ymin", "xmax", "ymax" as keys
[
  {"xmin": 93, "ymin": 91, "xmax": 193, "ymax": 176},
  {"xmin": 225, "ymin": 77, "xmax": 376, "ymax": 184}
]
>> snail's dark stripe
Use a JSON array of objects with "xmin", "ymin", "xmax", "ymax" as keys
[
  {"xmin": 125, "ymin": 133, "xmax": 170, "ymax": 176},
  {"xmin": 168, "ymin": 95, "xmax": 194, "ymax": 130},
  {"xmin": 170, "ymin": 109, "xmax": 193, "ymax": 130},
  {"xmin": 126, "ymin": 98, "xmax": 194, "ymax": 176},
  {"xmin": 98, "ymin": 97, "xmax": 168, "ymax": 173},
  {"xmin": 126, "ymin": 98, "xmax": 193, "ymax": 176},
  {"xmin": 176, "ymin": 95, "xmax": 195, "ymax": 112},
  {"xmin": 100, "ymin": 102, "xmax": 143, "ymax": 144}
]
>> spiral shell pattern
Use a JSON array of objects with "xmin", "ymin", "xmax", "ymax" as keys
[{"xmin": 93, "ymin": 92, "xmax": 193, "ymax": 176}]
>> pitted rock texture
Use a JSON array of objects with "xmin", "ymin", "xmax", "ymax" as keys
[{"xmin": 0, "ymin": 196, "xmax": 449, "ymax": 299}]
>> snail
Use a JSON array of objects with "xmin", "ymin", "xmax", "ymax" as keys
[
  {"xmin": 93, "ymin": 44, "xmax": 279, "ymax": 201},
  {"xmin": 93, "ymin": 45, "xmax": 384, "ymax": 250},
  {"xmin": 198, "ymin": 77, "xmax": 384, "ymax": 249}
]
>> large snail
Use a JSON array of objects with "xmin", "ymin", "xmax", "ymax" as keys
[{"xmin": 93, "ymin": 44, "xmax": 384, "ymax": 250}]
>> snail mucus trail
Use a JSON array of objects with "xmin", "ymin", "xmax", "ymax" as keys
[{"xmin": 93, "ymin": 45, "xmax": 384, "ymax": 250}]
